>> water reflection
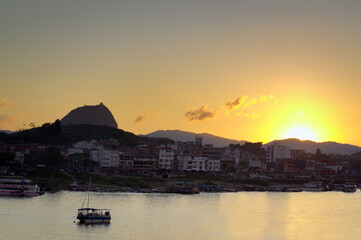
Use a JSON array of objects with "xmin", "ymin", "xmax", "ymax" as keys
[{"xmin": 1, "ymin": 191, "xmax": 361, "ymax": 240}]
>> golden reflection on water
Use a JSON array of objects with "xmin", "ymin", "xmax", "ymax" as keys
[{"xmin": 0, "ymin": 191, "xmax": 361, "ymax": 240}]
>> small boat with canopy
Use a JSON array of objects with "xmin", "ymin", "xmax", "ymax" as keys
[{"xmin": 76, "ymin": 177, "xmax": 111, "ymax": 224}]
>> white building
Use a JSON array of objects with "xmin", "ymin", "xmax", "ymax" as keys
[
  {"xmin": 266, "ymin": 143, "xmax": 291, "ymax": 162},
  {"xmin": 178, "ymin": 156, "xmax": 207, "ymax": 171},
  {"xmin": 158, "ymin": 148, "xmax": 175, "ymax": 170},
  {"xmin": 177, "ymin": 156, "xmax": 220, "ymax": 172},
  {"xmin": 206, "ymin": 160, "xmax": 221, "ymax": 172},
  {"xmin": 90, "ymin": 149, "xmax": 120, "ymax": 168}
]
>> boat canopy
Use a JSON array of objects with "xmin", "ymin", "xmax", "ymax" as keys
[{"xmin": 78, "ymin": 208, "xmax": 110, "ymax": 211}]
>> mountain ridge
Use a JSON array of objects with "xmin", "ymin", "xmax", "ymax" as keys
[
  {"xmin": 145, "ymin": 130, "xmax": 361, "ymax": 154},
  {"xmin": 264, "ymin": 138, "xmax": 361, "ymax": 155},
  {"xmin": 144, "ymin": 130, "xmax": 246, "ymax": 147}
]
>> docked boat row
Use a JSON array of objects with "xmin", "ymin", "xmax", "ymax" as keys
[{"xmin": 0, "ymin": 177, "xmax": 43, "ymax": 197}]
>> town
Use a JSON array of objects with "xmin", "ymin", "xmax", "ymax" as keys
[{"xmin": 1, "ymin": 134, "xmax": 361, "ymax": 193}]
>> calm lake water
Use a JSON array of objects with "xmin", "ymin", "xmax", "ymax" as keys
[{"xmin": 1, "ymin": 191, "xmax": 361, "ymax": 240}]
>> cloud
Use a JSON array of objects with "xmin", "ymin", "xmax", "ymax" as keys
[
  {"xmin": 0, "ymin": 114, "xmax": 15, "ymax": 128},
  {"xmin": 242, "ymin": 98, "xmax": 258, "ymax": 109},
  {"xmin": 185, "ymin": 94, "xmax": 277, "ymax": 122},
  {"xmin": 185, "ymin": 106, "xmax": 216, "ymax": 122},
  {"xmin": 225, "ymin": 96, "xmax": 248, "ymax": 111},
  {"xmin": 134, "ymin": 115, "xmax": 146, "ymax": 124},
  {"xmin": 0, "ymin": 98, "xmax": 9, "ymax": 108},
  {"xmin": 244, "ymin": 113, "xmax": 260, "ymax": 118},
  {"xmin": 225, "ymin": 94, "xmax": 275, "ymax": 113},
  {"xmin": 260, "ymin": 94, "xmax": 275, "ymax": 102}
]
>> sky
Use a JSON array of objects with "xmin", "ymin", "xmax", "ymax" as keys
[{"xmin": 1, "ymin": 0, "xmax": 361, "ymax": 146}]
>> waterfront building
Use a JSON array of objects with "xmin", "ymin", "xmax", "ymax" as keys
[
  {"xmin": 132, "ymin": 158, "xmax": 156, "ymax": 172},
  {"xmin": 90, "ymin": 149, "xmax": 120, "ymax": 168},
  {"xmin": 266, "ymin": 143, "xmax": 291, "ymax": 162},
  {"xmin": 177, "ymin": 156, "xmax": 207, "ymax": 171},
  {"xmin": 119, "ymin": 154, "xmax": 134, "ymax": 171},
  {"xmin": 206, "ymin": 159, "xmax": 221, "ymax": 172},
  {"xmin": 158, "ymin": 148, "xmax": 175, "ymax": 170}
]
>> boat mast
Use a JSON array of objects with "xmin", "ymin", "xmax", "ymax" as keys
[
  {"xmin": 80, "ymin": 177, "xmax": 91, "ymax": 209},
  {"xmin": 87, "ymin": 177, "xmax": 91, "ymax": 209}
]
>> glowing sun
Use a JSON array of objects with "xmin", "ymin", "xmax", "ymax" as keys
[{"xmin": 284, "ymin": 126, "xmax": 317, "ymax": 141}]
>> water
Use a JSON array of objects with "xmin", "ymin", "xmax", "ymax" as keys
[{"xmin": 1, "ymin": 191, "xmax": 361, "ymax": 240}]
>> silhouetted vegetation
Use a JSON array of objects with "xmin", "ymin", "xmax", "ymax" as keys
[
  {"xmin": 0, "ymin": 122, "xmax": 173, "ymax": 147},
  {"xmin": 26, "ymin": 147, "xmax": 66, "ymax": 166}
]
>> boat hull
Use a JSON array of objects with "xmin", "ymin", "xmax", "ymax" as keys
[
  {"xmin": 77, "ymin": 216, "xmax": 111, "ymax": 224},
  {"xmin": 0, "ymin": 189, "xmax": 42, "ymax": 196}
]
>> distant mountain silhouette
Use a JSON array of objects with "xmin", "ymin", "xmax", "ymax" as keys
[
  {"xmin": 0, "ymin": 124, "xmax": 173, "ymax": 146},
  {"xmin": 61, "ymin": 103, "xmax": 118, "ymax": 128},
  {"xmin": 145, "ymin": 130, "xmax": 245, "ymax": 147},
  {"xmin": 264, "ymin": 138, "xmax": 361, "ymax": 155}
]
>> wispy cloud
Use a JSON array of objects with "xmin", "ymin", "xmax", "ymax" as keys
[
  {"xmin": 244, "ymin": 113, "xmax": 260, "ymax": 118},
  {"xmin": 185, "ymin": 94, "xmax": 276, "ymax": 122},
  {"xmin": 134, "ymin": 115, "xmax": 146, "ymax": 124},
  {"xmin": 225, "ymin": 96, "xmax": 248, "ymax": 111},
  {"xmin": 225, "ymin": 94, "xmax": 276, "ymax": 117},
  {"xmin": 0, "ymin": 98, "xmax": 9, "ymax": 108},
  {"xmin": 185, "ymin": 106, "xmax": 216, "ymax": 122},
  {"xmin": 242, "ymin": 98, "xmax": 258, "ymax": 109},
  {"xmin": 0, "ymin": 114, "xmax": 15, "ymax": 128}
]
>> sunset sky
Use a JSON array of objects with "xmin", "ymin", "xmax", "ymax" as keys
[{"xmin": 1, "ymin": 0, "xmax": 361, "ymax": 146}]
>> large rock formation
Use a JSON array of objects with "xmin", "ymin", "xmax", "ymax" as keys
[{"xmin": 61, "ymin": 103, "xmax": 118, "ymax": 128}]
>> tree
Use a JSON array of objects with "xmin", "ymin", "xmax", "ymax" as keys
[
  {"xmin": 27, "ymin": 147, "xmax": 66, "ymax": 166},
  {"xmin": 315, "ymin": 148, "xmax": 328, "ymax": 161},
  {"xmin": 40, "ymin": 119, "xmax": 62, "ymax": 137}
]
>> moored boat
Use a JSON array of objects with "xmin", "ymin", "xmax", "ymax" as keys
[
  {"xmin": 76, "ymin": 177, "xmax": 111, "ymax": 224},
  {"xmin": 0, "ymin": 177, "xmax": 43, "ymax": 197},
  {"xmin": 343, "ymin": 183, "xmax": 357, "ymax": 193},
  {"xmin": 302, "ymin": 181, "xmax": 324, "ymax": 192},
  {"xmin": 77, "ymin": 208, "xmax": 111, "ymax": 224}
]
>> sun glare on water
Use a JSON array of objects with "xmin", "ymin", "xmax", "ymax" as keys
[{"xmin": 284, "ymin": 126, "xmax": 317, "ymax": 141}]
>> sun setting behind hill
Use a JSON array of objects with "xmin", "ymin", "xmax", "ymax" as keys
[{"xmin": 0, "ymin": 0, "xmax": 361, "ymax": 146}]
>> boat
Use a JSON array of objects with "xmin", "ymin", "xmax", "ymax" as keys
[
  {"xmin": 76, "ymin": 177, "xmax": 111, "ymax": 224},
  {"xmin": 77, "ymin": 208, "xmax": 111, "ymax": 224},
  {"xmin": 283, "ymin": 187, "xmax": 302, "ymax": 192},
  {"xmin": 343, "ymin": 183, "xmax": 357, "ymax": 193},
  {"xmin": 166, "ymin": 182, "xmax": 200, "ymax": 194},
  {"xmin": 0, "ymin": 177, "xmax": 43, "ymax": 197},
  {"xmin": 302, "ymin": 181, "xmax": 325, "ymax": 192}
]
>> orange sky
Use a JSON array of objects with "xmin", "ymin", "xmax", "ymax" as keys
[{"xmin": 1, "ymin": 0, "xmax": 361, "ymax": 146}]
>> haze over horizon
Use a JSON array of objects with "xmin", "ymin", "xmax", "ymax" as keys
[{"xmin": 1, "ymin": 1, "xmax": 361, "ymax": 146}]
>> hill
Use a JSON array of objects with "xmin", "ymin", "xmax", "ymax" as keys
[
  {"xmin": 265, "ymin": 138, "xmax": 361, "ymax": 155},
  {"xmin": 0, "ymin": 123, "xmax": 173, "ymax": 146},
  {"xmin": 61, "ymin": 103, "xmax": 118, "ymax": 128},
  {"xmin": 145, "ymin": 130, "xmax": 245, "ymax": 147}
]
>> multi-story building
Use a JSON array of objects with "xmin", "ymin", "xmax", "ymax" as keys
[
  {"xmin": 202, "ymin": 145, "xmax": 222, "ymax": 160},
  {"xmin": 119, "ymin": 154, "xmax": 134, "ymax": 171},
  {"xmin": 158, "ymin": 148, "xmax": 175, "ymax": 170},
  {"xmin": 178, "ymin": 156, "xmax": 207, "ymax": 171},
  {"xmin": 266, "ymin": 143, "xmax": 291, "ymax": 162},
  {"xmin": 90, "ymin": 149, "xmax": 120, "ymax": 168},
  {"xmin": 133, "ymin": 158, "xmax": 156, "ymax": 172},
  {"xmin": 177, "ymin": 156, "xmax": 220, "ymax": 172},
  {"xmin": 206, "ymin": 159, "xmax": 221, "ymax": 172}
]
